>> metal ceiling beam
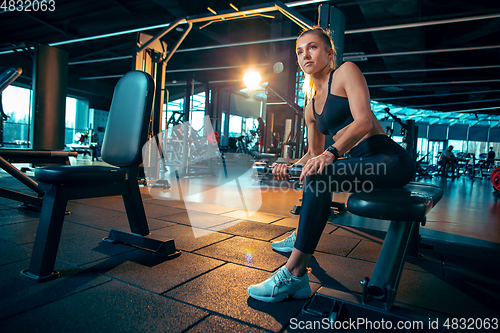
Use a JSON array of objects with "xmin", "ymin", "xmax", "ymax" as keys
[
  {"xmin": 21, "ymin": 12, "xmax": 69, "ymax": 37},
  {"xmin": 69, "ymin": 56, "xmax": 133, "ymax": 65},
  {"xmin": 44, "ymin": 1, "xmax": 314, "ymax": 47},
  {"xmin": 109, "ymin": 0, "xmax": 131, "ymax": 14},
  {"xmin": 35, "ymin": 5, "xmax": 500, "ymax": 48},
  {"xmin": 345, "ymin": 12, "xmax": 500, "ymax": 34},
  {"xmin": 441, "ymin": 106, "xmax": 500, "ymax": 114},
  {"xmin": 70, "ymin": 44, "xmax": 130, "ymax": 62},
  {"xmin": 375, "ymin": 89, "xmax": 500, "ymax": 101},
  {"xmin": 363, "ymin": 64, "xmax": 500, "ymax": 76},
  {"xmin": 407, "ymin": 98, "xmax": 500, "ymax": 109},
  {"xmin": 165, "ymin": 63, "xmax": 269, "ymax": 73},
  {"xmin": 344, "ymin": 44, "xmax": 500, "ymax": 60},
  {"xmin": 369, "ymin": 78, "xmax": 500, "ymax": 88}
]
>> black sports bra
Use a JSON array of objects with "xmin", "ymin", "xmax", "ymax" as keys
[{"xmin": 313, "ymin": 70, "xmax": 353, "ymax": 137}]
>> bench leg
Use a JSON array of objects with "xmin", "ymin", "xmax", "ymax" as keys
[
  {"xmin": 362, "ymin": 220, "xmax": 415, "ymax": 310},
  {"xmin": 122, "ymin": 177, "xmax": 150, "ymax": 236},
  {"xmin": 21, "ymin": 186, "xmax": 68, "ymax": 281}
]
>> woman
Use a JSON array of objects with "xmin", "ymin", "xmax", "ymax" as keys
[{"xmin": 247, "ymin": 27, "xmax": 415, "ymax": 303}]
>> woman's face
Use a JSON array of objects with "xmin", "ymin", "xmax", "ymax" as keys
[{"xmin": 296, "ymin": 32, "xmax": 332, "ymax": 75}]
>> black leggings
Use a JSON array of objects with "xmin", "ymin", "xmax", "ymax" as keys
[{"xmin": 295, "ymin": 135, "xmax": 415, "ymax": 254}]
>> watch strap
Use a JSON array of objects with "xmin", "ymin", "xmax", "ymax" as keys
[{"xmin": 327, "ymin": 145, "xmax": 340, "ymax": 160}]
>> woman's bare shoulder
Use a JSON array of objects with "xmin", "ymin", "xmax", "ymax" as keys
[{"xmin": 336, "ymin": 61, "xmax": 362, "ymax": 75}]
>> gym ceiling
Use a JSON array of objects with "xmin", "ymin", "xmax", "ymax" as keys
[{"xmin": 1, "ymin": 0, "xmax": 499, "ymax": 126}]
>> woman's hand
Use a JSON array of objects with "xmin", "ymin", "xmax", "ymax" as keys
[
  {"xmin": 272, "ymin": 163, "xmax": 290, "ymax": 181},
  {"xmin": 299, "ymin": 152, "xmax": 335, "ymax": 182}
]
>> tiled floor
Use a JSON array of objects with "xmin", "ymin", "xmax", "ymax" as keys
[{"xmin": 0, "ymin": 157, "xmax": 499, "ymax": 332}]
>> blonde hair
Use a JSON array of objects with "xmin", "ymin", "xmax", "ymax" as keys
[{"xmin": 297, "ymin": 27, "xmax": 336, "ymax": 101}]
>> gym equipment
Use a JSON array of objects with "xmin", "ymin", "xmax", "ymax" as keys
[
  {"xmin": 491, "ymin": 166, "xmax": 500, "ymax": 193},
  {"xmin": 20, "ymin": 71, "xmax": 180, "ymax": 282},
  {"xmin": 253, "ymin": 161, "xmax": 303, "ymax": 179},
  {"xmin": 414, "ymin": 152, "xmax": 433, "ymax": 178},
  {"xmin": 302, "ymin": 182, "xmax": 446, "ymax": 328},
  {"xmin": 0, "ymin": 66, "xmax": 22, "ymax": 92},
  {"xmin": 252, "ymin": 161, "xmax": 303, "ymax": 191},
  {"xmin": 0, "ymin": 150, "xmax": 77, "ymax": 207},
  {"xmin": 0, "ymin": 66, "xmax": 77, "ymax": 208},
  {"xmin": 466, "ymin": 154, "xmax": 486, "ymax": 179},
  {"xmin": 253, "ymin": 162, "xmax": 346, "ymax": 218},
  {"xmin": 150, "ymin": 116, "xmax": 217, "ymax": 178}
]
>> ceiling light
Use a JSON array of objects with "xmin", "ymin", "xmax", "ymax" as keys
[{"xmin": 243, "ymin": 69, "xmax": 262, "ymax": 90}]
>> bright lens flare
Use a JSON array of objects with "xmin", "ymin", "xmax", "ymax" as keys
[
  {"xmin": 245, "ymin": 248, "xmax": 254, "ymax": 264},
  {"xmin": 243, "ymin": 69, "xmax": 261, "ymax": 89}
]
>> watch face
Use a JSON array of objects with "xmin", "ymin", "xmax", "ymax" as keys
[
  {"xmin": 328, "ymin": 146, "xmax": 339, "ymax": 157},
  {"xmin": 273, "ymin": 62, "xmax": 284, "ymax": 74}
]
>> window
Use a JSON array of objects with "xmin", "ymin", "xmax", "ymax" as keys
[
  {"xmin": 65, "ymin": 96, "xmax": 90, "ymax": 146},
  {"xmin": 467, "ymin": 141, "xmax": 488, "ymax": 159},
  {"xmin": 1, "ymin": 85, "xmax": 31, "ymax": 146},
  {"xmin": 447, "ymin": 140, "xmax": 467, "ymax": 154},
  {"xmin": 164, "ymin": 92, "xmax": 206, "ymax": 132},
  {"xmin": 229, "ymin": 115, "xmax": 243, "ymax": 137}
]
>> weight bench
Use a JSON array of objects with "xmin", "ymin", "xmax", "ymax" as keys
[
  {"xmin": 0, "ymin": 66, "xmax": 78, "ymax": 208},
  {"xmin": 302, "ymin": 182, "xmax": 447, "ymax": 328},
  {"xmin": 20, "ymin": 71, "xmax": 180, "ymax": 282},
  {"xmin": 0, "ymin": 150, "xmax": 77, "ymax": 207}
]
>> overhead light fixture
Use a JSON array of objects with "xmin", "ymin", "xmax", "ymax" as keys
[{"xmin": 243, "ymin": 69, "xmax": 262, "ymax": 90}]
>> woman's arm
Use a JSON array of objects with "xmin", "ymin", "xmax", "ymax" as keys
[
  {"xmin": 296, "ymin": 102, "xmax": 325, "ymax": 165},
  {"xmin": 273, "ymin": 102, "xmax": 324, "ymax": 180},
  {"xmin": 327, "ymin": 62, "xmax": 373, "ymax": 157}
]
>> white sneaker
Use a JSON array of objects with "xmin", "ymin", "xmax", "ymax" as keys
[
  {"xmin": 271, "ymin": 231, "xmax": 296, "ymax": 253},
  {"xmin": 247, "ymin": 266, "xmax": 311, "ymax": 303}
]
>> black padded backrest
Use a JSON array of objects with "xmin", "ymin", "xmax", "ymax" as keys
[
  {"xmin": 101, "ymin": 71, "xmax": 155, "ymax": 167},
  {"xmin": 0, "ymin": 67, "xmax": 22, "ymax": 93}
]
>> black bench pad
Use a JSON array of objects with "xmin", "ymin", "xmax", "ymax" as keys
[
  {"xmin": 347, "ymin": 182, "xmax": 443, "ymax": 222},
  {"xmin": 35, "ymin": 166, "xmax": 126, "ymax": 185}
]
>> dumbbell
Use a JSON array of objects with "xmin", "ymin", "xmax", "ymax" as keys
[{"xmin": 253, "ymin": 162, "xmax": 304, "ymax": 179}]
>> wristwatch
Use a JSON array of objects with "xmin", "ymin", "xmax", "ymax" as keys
[{"xmin": 327, "ymin": 145, "xmax": 340, "ymax": 161}]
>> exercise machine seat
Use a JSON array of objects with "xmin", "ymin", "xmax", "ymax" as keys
[
  {"xmin": 346, "ymin": 182, "xmax": 442, "ymax": 310},
  {"xmin": 347, "ymin": 182, "xmax": 443, "ymax": 223},
  {"xmin": 21, "ymin": 70, "xmax": 179, "ymax": 282},
  {"xmin": 35, "ymin": 165, "xmax": 126, "ymax": 184}
]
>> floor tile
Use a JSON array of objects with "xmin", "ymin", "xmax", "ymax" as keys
[
  {"xmin": 83, "ymin": 250, "xmax": 224, "ymax": 294},
  {"xmin": 0, "ymin": 239, "xmax": 31, "ymax": 266},
  {"xmin": 0, "ymin": 260, "xmax": 110, "ymax": 321},
  {"xmin": 0, "ymin": 280, "xmax": 208, "ymax": 333},
  {"xmin": 166, "ymin": 263, "xmax": 314, "ymax": 332},
  {"xmin": 215, "ymin": 220, "xmax": 294, "ymax": 241},
  {"xmin": 315, "ymin": 233, "xmax": 361, "ymax": 257},
  {"xmin": 194, "ymin": 236, "xmax": 289, "ymax": 271},
  {"xmin": 185, "ymin": 314, "xmax": 268, "ymax": 333},
  {"xmin": 221, "ymin": 210, "xmax": 285, "ymax": 223},
  {"xmin": 152, "ymin": 224, "xmax": 233, "ymax": 252},
  {"xmin": 161, "ymin": 210, "xmax": 238, "ymax": 228}
]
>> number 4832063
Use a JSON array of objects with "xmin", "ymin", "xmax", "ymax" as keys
[{"xmin": 1, "ymin": 0, "xmax": 56, "ymax": 12}]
